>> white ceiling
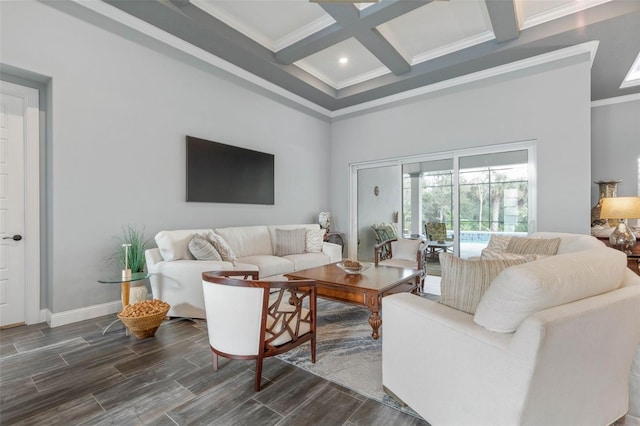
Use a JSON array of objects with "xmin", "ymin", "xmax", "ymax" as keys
[
  {"xmin": 63, "ymin": 0, "xmax": 640, "ymax": 112},
  {"xmin": 190, "ymin": 0, "xmax": 613, "ymax": 90}
]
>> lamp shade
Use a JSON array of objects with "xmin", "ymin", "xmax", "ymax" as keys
[{"xmin": 600, "ymin": 196, "xmax": 640, "ymax": 219}]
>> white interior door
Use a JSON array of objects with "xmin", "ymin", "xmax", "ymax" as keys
[{"xmin": 0, "ymin": 83, "xmax": 33, "ymax": 327}]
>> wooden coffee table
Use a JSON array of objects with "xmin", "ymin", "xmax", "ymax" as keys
[{"xmin": 285, "ymin": 263, "xmax": 422, "ymax": 339}]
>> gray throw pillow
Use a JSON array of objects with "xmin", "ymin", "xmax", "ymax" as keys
[
  {"xmin": 275, "ymin": 228, "xmax": 306, "ymax": 256},
  {"xmin": 188, "ymin": 233, "xmax": 222, "ymax": 261}
]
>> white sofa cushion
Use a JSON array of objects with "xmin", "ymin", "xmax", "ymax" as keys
[
  {"xmin": 379, "ymin": 258, "xmax": 418, "ymax": 269},
  {"xmin": 392, "ymin": 238, "xmax": 422, "ymax": 261},
  {"xmin": 474, "ymin": 247, "xmax": 628, "ymax": 333},
  {"xmin": 215, "ymin": 226, "xmax": 273, "ymax": 258},
  {"xmin": 237, "ymin": 255, "xmax": 294, "ymax": 279},
  {"xmin": 283, "ymin": 252, "xmax": 331, "ymax": 272},
  {"xmin": 155, "ymin": 229, "xmax": 214, "ymax": 261},
  {"xmin": 439, "ymin": 253, "xmax": 527, "ymax": 315}
]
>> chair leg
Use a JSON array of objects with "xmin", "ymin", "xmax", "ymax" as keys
[
  {"xmin": 254, "ymin": 356, "xmax": 263, "ymax": 392},
  {"xmin": 212, "ymin": 352, "xmax": 218, "ymax": 371},
  {"xmin": 311, "ymin": 334, "xmax": 316, "ymax": 364}
]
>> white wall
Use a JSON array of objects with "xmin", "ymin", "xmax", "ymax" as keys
[
  {"xmin": 356, "ymin": 165, "xmax": 401, "ymax": 260},
  {"xmin": 591, "ymin": 98, "xmax": 640, "ymax": 200},
  {"xmin": 1, "ymin": 1, "xmax": 331, "ymax": 313},
  {"xmin": 330, "ymin": 55, "xmax": 593, "ymax": 243}
]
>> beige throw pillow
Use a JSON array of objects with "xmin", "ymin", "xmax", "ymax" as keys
[
  {"xmin": 188, "ymin": 233, "xmax": 223, "ymax": 261},
  {"xmin": 438, "ymin": 253, "xmax": 527, "ymax": 315},
  {"xmin": 486, "ymin": 234, "xmax": 512, "ymax": 251},
  {"xmin": 392, "ymin": 238, "xmax": 422, "ymax": 261},
  {"xmin": 506, "ymin": 236, "xmax": 560, "ymax": 256},
  {"xmin": 305, "ymin": 228, "xmax": 326, "ymax": 253},
  {"xmin": 206, "ymin": 232, "xmax": 238, "ymax": 265},
  {"xmin": 275, "ymin": 228, "xmax": 306, "ymax": 256}
]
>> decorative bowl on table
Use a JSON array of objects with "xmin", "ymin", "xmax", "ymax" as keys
[{"xmin": 336, "ymin": 261, "xmax": 371, "ymax": 275}]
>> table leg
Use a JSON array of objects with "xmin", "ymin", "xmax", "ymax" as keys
[
  {"xmin": 121, "ymin": 281, "xmax": 130, "ymax": 307},
  {"xmin": 368, "ymin": 311, "xmax": 382, "ymax": 340}
]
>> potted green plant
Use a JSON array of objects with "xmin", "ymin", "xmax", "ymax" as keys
[{"xmin": 112, "ymin": 225, "xmax": 150, "ymax": 273}]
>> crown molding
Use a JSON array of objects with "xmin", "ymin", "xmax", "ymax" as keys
[
  {"xmin": 411, "ymin": 30, "xmax": 496, "ymax": 65},
  {"xmin": 591, "ymin": 93, "xmax": 640, "ymax": 107},
  {"xmin": 519, "ymin": 0, "xmax": 612, "ymax": 30},
  {"xmin": 274, "ymin": 15, "xmax": 336, "ymax": 51},
  {"xmin": 331, "ymin": 40, "xmax": 599, "ymax": 118},
  {"xmin": 191, "ymin": 0, "xmax": 275, "ymax": 51}
]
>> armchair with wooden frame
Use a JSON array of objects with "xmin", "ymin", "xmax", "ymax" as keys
[
  {"xmin": 202, "ymin": 270, "xmax": 317, "ymax": 391},
  {"xmin": 374, "ymin": 238, "xmax": 427, "ymax": 290}
]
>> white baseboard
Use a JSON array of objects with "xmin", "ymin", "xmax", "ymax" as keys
[{"xmin": 45, "ymin": 300, "xmax": 121, "ymax": 328}]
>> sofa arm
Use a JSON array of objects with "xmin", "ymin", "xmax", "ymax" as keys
[
  {"xmin": 322, "ymin": 242, "xmax": 342, "ymax": 263},
  {"xmin": 507, "ymin": 285, "xmax": 640, "ymax": 425},
  {"xmin": 145, "ymin": 248, "xmax": 164, "ymax": 269},
  {"xmin": 382, "ymin": 293, "xmax": 530, "ymax": 425}
]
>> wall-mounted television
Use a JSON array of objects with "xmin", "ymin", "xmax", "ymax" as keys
[{"xmin": 186, "ymin": 136, "xmax": 274, "ymax": 205}]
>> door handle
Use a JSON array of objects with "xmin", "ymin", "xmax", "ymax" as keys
[{"xmin": 3, "ymin": 234, "xmax": 22, "ymax": 241}]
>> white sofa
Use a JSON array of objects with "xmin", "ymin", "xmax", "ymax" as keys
[
  {"xmin": 382, "ymin": 232, "xmax": 640, "ymax": 425},
  {"xmin": 145, "ymin": 224, "xmax": 342, "ymax": 318}
]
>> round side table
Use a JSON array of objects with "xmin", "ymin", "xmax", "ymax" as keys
[{"xmin": 98, "ymin": 272, "xmax": 149, "ymax": 334}]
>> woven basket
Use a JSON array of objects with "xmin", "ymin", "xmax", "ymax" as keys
[{"xmin": 117, "ymin": 305, "xmax": 170, "ymax": 339}]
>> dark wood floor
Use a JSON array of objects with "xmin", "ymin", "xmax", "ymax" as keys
[{"xmin": 0, "ymin": 315, "xmax": 429, "ymax": 425}]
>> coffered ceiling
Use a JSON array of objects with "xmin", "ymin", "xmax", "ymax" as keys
[{"xmin": 76, "ymin": 0, "xmax": 640, "ymax": 112}]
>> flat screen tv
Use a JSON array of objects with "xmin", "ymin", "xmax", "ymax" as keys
[{"xmin": 186, "ymin": 136, "xmax": 274, "ymax": 204}]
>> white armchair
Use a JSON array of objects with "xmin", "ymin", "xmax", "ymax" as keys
[
  {"xmin": 374, "ymin": 238, "xmax": 427, "ymax": 289},
  {"xmin": 202, "ymin": 272, "xmax": 317, "ymax": 391},
  {"xmin": 382, "ymin": 235, "xmax": 640, "ymax": 425}
]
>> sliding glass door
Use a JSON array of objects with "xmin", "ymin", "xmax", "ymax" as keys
[
  {"xmin": 457, "ymin": 149, "xmax": 530, "ymax": 257},
  {"xmin": 349, "ymin": 141, "xmax": 535, "ymax": 260}
]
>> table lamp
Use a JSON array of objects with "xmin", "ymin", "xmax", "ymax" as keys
[{"xmin": 600, "ymin": 196, "xmax": 640, "ymax": 254}]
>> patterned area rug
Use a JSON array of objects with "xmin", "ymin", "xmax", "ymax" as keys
[{"xmin": 276, "ymin": 295, "xmax": 437, "ymax": 418}]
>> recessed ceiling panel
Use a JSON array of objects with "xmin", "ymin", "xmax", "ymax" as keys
[
  {"xmin": 377, "ymin": 0, "xmax": 494, "ymax": 64},
  {"xmin": 295, "ymin": 37, "xmax": 389, "ymax": 89},
  {"xmin": 192, "ymin": 0, "xmax": 333, "ymax": 51},
  {"xmin": 515, "ymin": 0, "xmax": 613, "ymax": 29}
]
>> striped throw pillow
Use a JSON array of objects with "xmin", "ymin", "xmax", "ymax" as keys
[
  {"xmin": 438, "ymin": 253, "xmax": 527, "ymax": 315},
  {"xmin": 188, "ymin": 233, "xmax": 222, "ymax": 261},
  {"xmin": 275, "ymin": 228, "xmax": 307, "ymax": 256},
  {"xmin": 505, "ymin": 237, "xmax": 560, "ymax": 256}
]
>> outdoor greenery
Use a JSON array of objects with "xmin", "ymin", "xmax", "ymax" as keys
[
  {"xmin": 111, "ymin": 225, "xmax": 150, "ymax": 273},
  {"xmin": 403, "ymin": 164, "xmax": 529, "ymax": 235}
]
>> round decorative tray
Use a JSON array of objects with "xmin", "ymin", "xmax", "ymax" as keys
[{"xmin": 336, "ymin": 262, "xmax": 371, "ymax": 275}]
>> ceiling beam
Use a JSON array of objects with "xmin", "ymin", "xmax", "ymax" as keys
[
  {"xmin": 485, "ymin": 0, "xmax": 520, "ymax": 43},
  {"xmin": 276, "ymin": 1, "xmax": 430, "ymax": 75},
  {"xmin": 320, "ymin": 3, "xmax": 410, "ymax": 74}
]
